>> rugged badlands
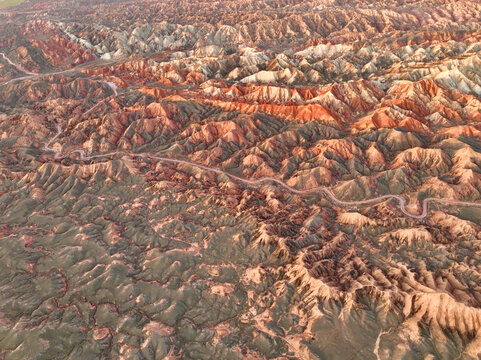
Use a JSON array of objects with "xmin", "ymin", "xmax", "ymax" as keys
[{"xmin": 2, "ymin": 0, "xmax": 481, "ymax": 359}]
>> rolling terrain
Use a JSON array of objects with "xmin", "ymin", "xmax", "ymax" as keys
[{"xmin": 1, "ymin": 0, "xmax": 481, "ymax": 359}]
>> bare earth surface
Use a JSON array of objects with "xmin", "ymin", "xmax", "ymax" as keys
[{"xmin": 2, "ymin": 0, "xmax": 481, "ymax": 359}]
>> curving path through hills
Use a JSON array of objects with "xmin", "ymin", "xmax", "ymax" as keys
[
  {"xmin": 0, "ymin": 52, "xmax": 78, "ymax": 86},
  {"xmin": 0, "ymin": 52, "xmax": 120, "ymax": 90},
  {"xmin": 0, "ymin": 52, "xmax": 36, "ymax": 75},
  {"xmin": 43, "ymin": 125, "xmax": 481, "ymax": 220},
  {"xmin": 5, "ymin": 51, "xmax": 481, "ymax": 219}
]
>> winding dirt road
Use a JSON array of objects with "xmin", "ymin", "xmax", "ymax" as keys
[
  {"xmin": 0, "ymin": 52, "xmax": 78, "ymax": 86},
  {"xmin": 0, "ymin": 52, "xmax": 120, "ymax": 91},
  {"xmin": 0, "ymin": 52, "xmax": 36, "ymax": 75},
  {"xmin": 43, "ymin": 125, "xmax": 481, "ymax": 220},
  {"xmin": 4, "ymin": 51, "xmax": 481, "ymax": 219}
]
